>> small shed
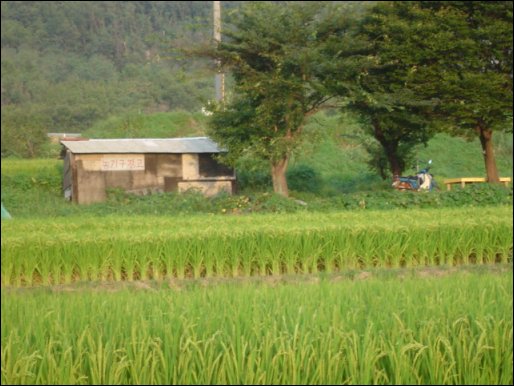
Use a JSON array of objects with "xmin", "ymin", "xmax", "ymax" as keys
[{"xmin": 60, "ymin": 137, "xmax": 235, "ymax": 204}]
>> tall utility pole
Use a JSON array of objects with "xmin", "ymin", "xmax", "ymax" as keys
[{"xmin": 213, "ymin": 1, "xmax": 225, "ymax": 102}]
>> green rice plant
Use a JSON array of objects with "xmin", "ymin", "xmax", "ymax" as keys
[
  {"xmin": 161, "ymin": 252, "xmax": 176, "ymax": 281},
  {"xmin": 327, "ymin": 230, "xmax": 359, "ymax": 271},
  {"xmin": 197, "ymin": 237, "xmax": 216, "ymax": 278},
  {"xmin": 136, "ymin": 249, "xmax": 155, "ymax": 281},
  {"xmin": 224, "ymin": 240, "xmax": 244, "ymax": 278},
  {"xmin": 151, "ymin": 247, "xmax": 166, "ymax": 282},
  {"xmin": 146, "ymin": 240, "xmax": 166, "ymax": 281},
  {"xmin": 1, "ymin": 207, "xmax": 512, "ymax": 286},
  {"xmin": 237, "ymin": 234, "xmax": 257, "ymax": 277},
  {"xmin": 121, "ymin": 241, "xmax": 140, "ymax": 281},
  {"xmin": 8, "ymin": 242, "xmax": 40, "ymax": 285},
  {"xmin": 490, "ymin": 224, "xmax": 513, "ymax": 263},
  {"xmin": 186, "ymin": 237, "xmax": 206, "ymax": 279},
  {"xmin": 385, "ymin": 229, "xmax": 412, "ymax": 268},
  {"xmin": 433, "ymin": 226, "xmax": 459, "ymax": 266},
  {"xmin": 1, "ymin": 334, "xmax": 42, "ymax": 385},
  {"xmin": 60, "ymin": 259, "xmax": 77, "ymax": 285},
  {"xmin": 108, "ymin": 245, "xmax": 125, "ymax": 282},
  {"xmin": 3, "ymin": 269, "xmax": 513, "ymax": 384},
  {"xmin": 267, "ymin": 234, "xmax": 284, "ymax": 276},
  {"xmin": 298, "ymin": 232, "xmax": 324, "ymax": 274},
  {"xmin": 1, "ymin": 260, "xmax": 16, "ymax": 287},
  {"xmin": 316, "ymin": 232, "xmax": 336, "ymax": 274},
  {"xmin": 160, "ymin": 238, "xmax": 183, "ymax": 280},
  {"xmin": 250, "ymin": 232, "xmax": 270, "ymax": 276},
  {"xmin": 280, "ymin": 233, "xmax": 301, "ymax": 275},
  {"xmin": 354, "ymin": 228, "xmax": 380, "ymax": 268}
]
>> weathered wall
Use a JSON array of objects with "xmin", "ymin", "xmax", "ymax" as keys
[
  {"xmin": 69, "ymin": 152, "xmax": 234, "ymax": 204},
  {"xmin": 182, "ymin": 154, "xmax": 199, "ymax": 180},
  {"xmin": 62, "ymin": 151, "xmax": 73, "ymax": 200},
  {"xmin": 178, "ymin": 180, "xmax": 234, "ymax": 197},
  {"xmin": 76, "ymin": 167, "xmax": 106, "ymax": 204}
]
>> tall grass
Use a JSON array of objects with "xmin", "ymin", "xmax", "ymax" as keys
[
  {"xmin": 1, "ymin": 270, "xmax": 512, "ymax": 385},
  {"xmin": 1, "ymin": 207, "xmax": 512, "ymax": 286}
]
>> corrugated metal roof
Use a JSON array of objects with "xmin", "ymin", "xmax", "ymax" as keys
[{"xmin": 61, "ymin": 137, "xmax": 226, "ymax": 154}]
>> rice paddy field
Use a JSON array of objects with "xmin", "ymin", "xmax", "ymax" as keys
[
  {"xmin": 2, "ymin": 207, "xmax": 513, "ymax": 285},
  {"xmin": 1, "ymin": 206, "xmax": 513, "ymax": 384}
]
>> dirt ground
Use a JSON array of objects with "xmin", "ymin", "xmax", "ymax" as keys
[{"xmin": 3, "ymin": 263, "xmax": 511, "ymax": 294}]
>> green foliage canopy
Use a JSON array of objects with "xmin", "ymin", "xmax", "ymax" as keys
[
  {"xmin": 320, "ymin": 2, "xmax": 442, "ymax": 177},
  {"xmin": 205, "ymin": 2, "xmax": 347, "ymax": 195},
  {"xmin": 414, "ymin": 1, "xmax": 513, "ymax": 182},
  {"xmin": 209, "ymin": 2, "xmax": 333, "ymax": 161},
  {"xmin": 416, "ymin": 1, "xmax": 513, "ymax": 136}
]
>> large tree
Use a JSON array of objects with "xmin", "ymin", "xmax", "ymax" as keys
[
  {"xmin": 319, "ymin": 2, "xmax": 441, "ymax": 178},
  {"xmin": 417, "ymin": 1, "xmax": 513, "ymax": 183},
  {"xmin": 205, "ymin": 2, "xmax": 343, "ymax": 196}
]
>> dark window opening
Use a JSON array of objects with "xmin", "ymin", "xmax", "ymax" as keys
[{"xmin": 199, "ymin": 153, "xmax": 233, "ymax": 177}]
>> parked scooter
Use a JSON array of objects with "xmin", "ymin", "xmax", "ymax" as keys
[{"xmin": 392, "ymin": 160, "xmax": 436, "ymax": 191}]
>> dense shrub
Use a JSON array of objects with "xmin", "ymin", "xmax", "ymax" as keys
[
  {"xmin": 286, "ymin": 164, "xmax": 322, "ymax": 193},
  {"xmin": 234, "ymin": 156, "xmax": 272, "ymax": 192},
  {"xmin": 309, "ymin": 184, "xmax": 513, "ymax": 211},
  {"xmin": 1, "ymin": 107, "xmax": 51, "ymax": 158}
]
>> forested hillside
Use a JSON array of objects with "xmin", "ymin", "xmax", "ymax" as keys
[{"xmin": 1, "ymin": 1, "xmax": 245, "ymax": 156}]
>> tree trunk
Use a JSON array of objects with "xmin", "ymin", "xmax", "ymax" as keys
[
  {"xmin": 385, "ymin": 148, "xmax": 402, "ymax": 178},
  {"xmin": 271, "ymin": 157, "xmax": 289, "ymax": 197},
  {"xmin": 372, "ymin": 120, "xmax": 402, "ymax": 177},
  {"xmin": 477, "ymin": 125, "xmax": 500, "ymax": 183}
]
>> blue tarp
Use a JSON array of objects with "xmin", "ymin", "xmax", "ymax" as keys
[{"xmin": 1, "ymin": 202, "xmax": 12, "ymax": 219}]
